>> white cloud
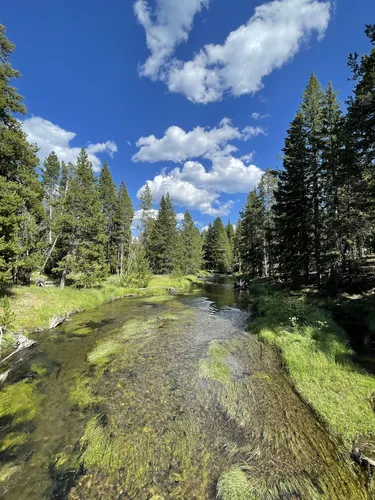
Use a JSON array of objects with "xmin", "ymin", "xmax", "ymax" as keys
[
  {"xmin": 240, "ymin": 152, "xmax": 255, "ymax": 164},
  {"xmin": 127, "ymin": 141, "xmax": 132, "ymax": 146},
  {"xmin": 137, "ymin": 0, "xmax": 331, "ymax": 104},
  {"xmin": 132, "ymin": 118, "xmax": 241, "ymax": 163},
  {"xmin": 251, "ymin": 112, "xmax": 270, "ymax": 120},
  {"xmin": 134, "ymin": 0, "xmax": 209, "ymax": 79},
  {"xmin": 134, "ymin": 118, "xmax": 264, "ymax": 215},
  {"xmin": 132, "ymin": 207, "xmax": 184, "ymax": 230},
  {"xmin": 138, "ymin": 176, "xmax": 234, "ymax": 216},
  {"xmin": 22, "ymin": 116, "xmax": 118, "ymax": 172},
  {"xmin": 242, "ymin": 126, "xmax": 266, "ymax": 140}
]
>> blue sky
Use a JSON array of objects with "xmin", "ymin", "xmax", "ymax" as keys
[{"xmin": 3, "ymin": 0, "xmax": 375, "ymax": 228}]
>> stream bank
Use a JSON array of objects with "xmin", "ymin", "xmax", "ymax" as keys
[{"xmin": 0, "ymin": 277, "xmax": 370, "ymax": 499}]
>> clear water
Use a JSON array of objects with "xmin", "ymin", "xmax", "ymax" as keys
[{"xmin": 0, "ymin": 278, "xmax": 368, "ymax": 499}]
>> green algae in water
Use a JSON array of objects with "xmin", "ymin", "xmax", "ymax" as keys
[
  {"xmin": 0, "ymin": 379, "xmax": 41, "ymax": 424},
  {"xmin": 87, "ymin": 341, "xmax": 123, "ymax": 366},
  {"xmin": 0, "ymin": 432, "xmax": 28, "ymax": 452},
  {"xmin": 70, "ymin": 376, "xmax": 102, "ymax": 409},
  {"xmin": 0, "ymin": 464, "xmax": 20, "ymax": 483}
]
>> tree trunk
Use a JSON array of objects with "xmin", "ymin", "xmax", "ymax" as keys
[
  {"xmin": 60, "ymin": 269, "xmax": 66, "ymax": 289},
  {"xmin": 40, "ymin": 234, "xmax": 59, "ymax": 274},
  {"xmin": 120, "ymin": 243, "xmax": 124, "ymax": 276}
]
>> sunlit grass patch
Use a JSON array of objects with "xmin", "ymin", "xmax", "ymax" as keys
[
  {"xmin": 217, "ymin": 467, "xmax": 253, "ymax": 500},
  {"xmin": 7, "ymin": 274, "xmax": 199, "ymax": 336},
  {"xmin": 251, "ymin": 286, "xmax": 375, "ymax": 447}
]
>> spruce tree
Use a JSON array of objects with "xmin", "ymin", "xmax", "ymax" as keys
[
  {"xmin": 42, "ymin": 151, "xmax": 60, "ymax": 245},
  {"xmin": 0, "ymin": 24, "xmax": 43, "ymax": 283},
  {"xmin": 56, "ymin": 148, "xmax": 107, "ymax": 288},
  {"xmin": 203, "ymin": 223, "xmax": 215, "ymax": 270},
  {"xmin": 233, "ymin": 219, "xmax": 243, "ymax": 274},
  {"xmin": 346, "ymin": 25, "xmax": 375, "ymax": 260},
  {"xmin": 274, "ymin": 112, "xmax": 311, "ymax": 285},
  {"xmin": 99, "ymin": 162, "xmax": 118, "ymax": 273},
  {"xmin": 321, "ymin": 82, "xmax": 345, "ymax": 289},
  {"xmin": 212, "ymin": 217, "xmax": 232, "ymax": 273},
  {"xmin": 240, "ymin": 191, "xmax": 264, "ymax": 278},
  {"xmin": 258, "ymin": 169, "xmax": 277, "ymax": 277},
  {"xmin": 138, "ymin": 183, "xmax": 154, "ymax": 250},
  {"xmin": 148, "ymin": 193, "xmax": 177, "ymax": 274},
  {"xmin": 178, "ymin": 210, "xmax": 202, "ymax": 274},
  {"xmin": 301, "ymin": 73, "xmax": 325, "ymax": 284},
  {"xmin": 114, "ymin": 181, "xmax": 134, "ymax": 276}
]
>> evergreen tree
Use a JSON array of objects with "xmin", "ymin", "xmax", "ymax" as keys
[
  {"xmin": 138, "ymin": 183, "xmax": 154, "ymax": 250},
  {"xmin": 122, "ymin": 241, "xmax": 151, "ymax": 288},
  {"xmin": 321, "ymin": 82, "xmax": 345, "ymax": 289},
  {"xmin": 240, "ymin": 191, "xmax": 264, "ymax": 278},
  {"xmin": 274, "ymin": 112, "xmax": 311, "ymax": 284},
  {"xmin": 148, "ymin": 194, "xmax": 177, "ymax": 274},
  {"xmin": 258, "ymin": 169, "xmax": 277, "ymax": 277},
  {"xmin": 212, "ymin": 217, "xmax": 232, "ymax": 273},
  {"xmin": 0, "ymin": 24, "xmax": 43, "ymax": 283},
  {"xmin": 56, "ymin": 148, "xmax": 107, "ymax": 288},
  {"xmin": 42, "ymin": 151, "xmax": 60, "ymax": 245},
  {"xmin": 233, "ymin": 219, "xmax": 243, "ymax": 274},
  {"xmin": 114, "ymin": 181, "xmax": 134, "ymax": 276},
  {"xmin": 99, "ymin": 162, "xmax": 118, "ymax": 273},
  {"xmin": 203, "ymin": 223, "xmax": 215, "ymax": 270},
  {"xmin": 177, "ymin": 211, "xmax": 202, "ymax": 274},
  {"xmin": 345, "ymin": 24, "xmax": 375, "ymax": 258},
  {"xmin": 301, "ymin": 73, "xmax": 325, "ymax": 284}
]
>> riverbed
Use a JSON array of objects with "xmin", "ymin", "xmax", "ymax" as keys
[{"xmin": 0, "ymin": 277, "xmax": 368, "ymax": 499}]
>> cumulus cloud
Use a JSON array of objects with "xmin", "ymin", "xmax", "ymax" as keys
[
  {"xmin": 22, "ymin": 116, "xmax": 117, "ymax": 172},
  {"xmin": 132, "ymin": 208, "xmax": 184, "ymax": 230},
  {"xmin": 135, "ymin": 0, "xmax": 331, "ymax": 104},
  {"xmin": 134, "ymin": 118, "xmax": 264, "ymax": 215},
  {"xmin": 251, "ymin": 112, "xmax": 270, "ymax": 120},
  {"xmin": 133, "ymin": 118, "xmax": 241, "ymax": 163},
  {"xmin": 134, "ymin": 0, "xmax": 209, "ymax": 79}
]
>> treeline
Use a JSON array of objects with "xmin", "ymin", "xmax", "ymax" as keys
[
  {"xmin": 0, "ymin": 24, "xmax": 206, "ymax": 288},
  {"xmin": 234, "ymin": 24, "xmax": 375, "ymax": 292}
]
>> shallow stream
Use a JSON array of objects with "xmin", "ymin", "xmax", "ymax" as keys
[{"xmin": 0, "ymin": 278, "xmax": 369, "ymax": 499}]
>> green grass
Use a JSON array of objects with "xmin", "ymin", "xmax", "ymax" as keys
[
  {"xmin": 4, "ymin": 274, "xmax": 200, "ymax": 334},
  {"xmin": 250, "ymin": 285, "xmax": 375, "ymax": 448}
]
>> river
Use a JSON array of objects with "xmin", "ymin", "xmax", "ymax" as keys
[{"xmin": 0, "ymin": 277, "xmax": 368, "ymax": 499}]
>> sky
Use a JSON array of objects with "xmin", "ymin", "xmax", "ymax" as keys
[{"xmin": 3, "ymin": 0, "xmax": 375, "ymax": 229}]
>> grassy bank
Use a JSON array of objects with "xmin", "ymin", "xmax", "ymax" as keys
[
  {"xmin": 250, "ymin": 285, "xmax": 375, "ymax": 449},
  {"xmin": 2, "ymin": 275, "xmax": 201, "ymax": 335}
]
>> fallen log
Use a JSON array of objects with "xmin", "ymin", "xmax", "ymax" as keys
[
  {"xmin": 0, "ymin": 334, "xmax": 36, "ymax": 366},
  {"xmin": 49, "ymin": 313, "xmax": 66, "ymax": 329}
]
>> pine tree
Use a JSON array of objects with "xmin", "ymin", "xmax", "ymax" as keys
[
  {"xmin": 42, "ymin": 151, "xmax": 60, "ymax": 245},
  {"xmin": 233, "ymin": 219, "xmax": 243, "ymax": 274},
  {"xmin": 240, "ymin": 191, "xmax": 264, "ymax": 278},
  {"xmin": 123, "ymin": 241, "xmax": 151, "ymax": 288},
  {"xmin": 0, "ymin": 24, "xmax": 43, "ymax": 284},
  {"xmin": 177, "ymin": 211, "xmax": 202, "ymax": 274},
  {"xmin": 114, "ymin": 181, "xmax": 134, "ymax": 276},
  {"xmin": 301, "ymin": 73, "xmax": 325, "ymax": 284},
  {"xmin": 99, "ymin": 162, "xmax": 118, "ymax": 273},
  {"xmin": 345, "ymin": 25, "xmax": 375, "ymax": 259},
  {"xmin": 148, "ymin": 193, "xmax": 177, "ymax": 274},
  {"xmin": 203, "ymin": 223, "xmax": 215, "ymax": 270},
  {"xmin": 211, "ymin": 217, "xmax": 232, "ymax": 273},
  {"xmin": 56, "ymin": 148, "xmax": 107, "ymax": 288},
  {"xmin": 321, "ymin": 82, "xmax": 345, "ymax": 289},
  {"xmin": 258, "ymin": 169, "xmax": 277, "ymax": 277},
  {"xmin": 138, "ymin": 183, "xmax": 154, "ymax": 250},
  {"xmin": 274, "ymin": 112, "xmax": 311, "ymax": 285}
]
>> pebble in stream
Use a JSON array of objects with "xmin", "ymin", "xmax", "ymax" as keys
[{"xmin": 0, "ymin": 282, "xmax": 370, "ymax": 499}]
